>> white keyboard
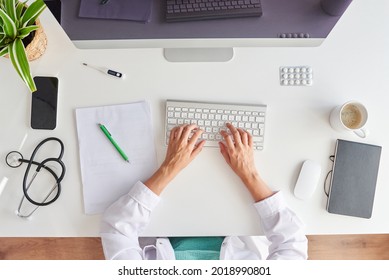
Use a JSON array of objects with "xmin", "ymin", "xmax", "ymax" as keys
[{"xmin": 165, "ymin": 100, "xmax": 267, "ymax": 150}]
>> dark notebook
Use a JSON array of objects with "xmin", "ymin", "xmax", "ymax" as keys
[
  {"xmin": 79, "ymin": 0, "xmax": 153, "ymax": 23},
  {"xmin": 326, "ymin": 139, "xmax": 382, "ymax": 219}
]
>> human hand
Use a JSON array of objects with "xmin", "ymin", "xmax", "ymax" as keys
[
  {"xmin": 219, "ymin": 123, "xmax": 258, "ymax": 182},
  {"xmin": 144, "ymin": 124, "xmax": 205, "ymax": 195},
  {"xmin": 219, "ymin": 123, "xmax": 273, "ymax": 201},
  {"xmin": 162, "ymin": 124, "xmax": 206, "ymax": 177}
]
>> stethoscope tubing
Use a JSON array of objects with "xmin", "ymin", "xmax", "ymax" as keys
[
  {"xmin": 23, "ymin": 137, "xmax": 66, "ymax": 206},
  {"xmin": 6, "ymin": 137, "xmax": 66, "ymax": 208},
  {"xmin": 22, "ymin": 157, "xmax": 65, "ymax": 206}
]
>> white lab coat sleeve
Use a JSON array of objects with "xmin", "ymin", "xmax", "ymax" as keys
[
  {"xmin": 254, "ymin": 192, "xmax": 308, "ymax": 260},
  {"xmin": 100, "ymin": 181, "xmax": 160, "ymax": 260}
]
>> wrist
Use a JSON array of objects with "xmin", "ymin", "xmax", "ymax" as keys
[
  {"xmin": 241, "ymin": 172, "xmax": 273, "ymax": 202},
  {"xmin": 144, "ymin": 164, "xmax": 176, "ymax": 196},
  {"xmin": 240, "ymin": 170, "xmax": 261, "ymax": 188}
]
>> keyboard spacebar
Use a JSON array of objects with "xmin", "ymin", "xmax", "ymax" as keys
[
  {"xmin": 203, "ymin": 137, "xmax": 263, "ymax": 148},
  {"xmin": 166, "ymin": 9, "xmax": 262, "ymax": 22}
]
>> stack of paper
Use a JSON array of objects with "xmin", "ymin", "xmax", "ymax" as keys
[{"xmin": 75, "ymin": 101, "xmax": 157, "ymax": 214}]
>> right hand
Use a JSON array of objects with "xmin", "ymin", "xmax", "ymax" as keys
[
  {"xmin": 219, "ymin": 123, "xmax": 273, "ymax": 201},
  {"xmin": 219, "ymin": 123, "xmax": 258, "ymax": 182}
]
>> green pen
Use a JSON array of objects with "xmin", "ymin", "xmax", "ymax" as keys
[{"xmin": 98, "ymin": 123, "xmax": 130, "ymax": 163}]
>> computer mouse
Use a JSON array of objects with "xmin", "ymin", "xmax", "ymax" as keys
[{"xmin": 294, "ymin": 160, "xmax": 321, "ymax": 200}]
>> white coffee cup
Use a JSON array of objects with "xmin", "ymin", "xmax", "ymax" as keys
[{"xmin": 329, "ymin": 101, "xmax": 369, "ymax": 138}]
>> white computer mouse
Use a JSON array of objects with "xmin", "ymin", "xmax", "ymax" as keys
[{"xmin": 294, "ymin": 160, "xmax": 321, "ymax": 200}]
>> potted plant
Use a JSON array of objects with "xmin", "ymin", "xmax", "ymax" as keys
[{"xmin": 0, "ymin": 0, "xmax": 47, "ymax": 92}]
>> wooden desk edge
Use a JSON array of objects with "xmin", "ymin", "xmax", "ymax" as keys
[{"xmin": 0, "ymin": 234, "xmax": 388, "ymax": 260}]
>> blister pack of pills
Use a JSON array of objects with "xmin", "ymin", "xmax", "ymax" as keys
[{"xmin": 280, "ymin": 66, "xmax": 313, "ymax": 86}]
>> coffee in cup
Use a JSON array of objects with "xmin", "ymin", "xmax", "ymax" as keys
[{"xmin": 330, "ymin": 101, "xmax": 369, "ymax": 138}]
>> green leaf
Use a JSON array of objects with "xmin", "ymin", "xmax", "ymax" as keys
[
  {"xmin": 17, "ymin": 25, "xmax": 38, "ymax": 39},
  {"xmin": 0, "ymin": 45, "xmax": 8, "ymax": 56},
  {"xmin": 16, "ymin": 1, "xmax": 26, "ymax": 20},
  {"xmin": 8, "ymin": 38, "xmax": 36, "ymax": 92},
  {"xmin": 20, "ymin": 0, "xmax": 46, "ymax": 27},
  {"xmin": 0, "ymin": 8, "xmax": 17, "ymax": 38},
  {"xmin": 4, "ymin": 0, "xmax": 17, "ymax": 22},
  {"xmin": 0, "ymin": 35, "xmax": 6, "ymax": 48}
]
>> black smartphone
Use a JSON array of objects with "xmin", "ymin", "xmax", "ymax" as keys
[
  {"xmin": 31, "ymin": 76, "xmax": 59, "ymax": 130},
  {"xmin": 44, "ymin": 0, "xmax": 62, "ymax": 24}
]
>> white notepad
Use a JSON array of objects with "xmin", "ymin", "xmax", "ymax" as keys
[{"xmin": 75, "ymin": 101, "xmax": 157, "ymax": 214}]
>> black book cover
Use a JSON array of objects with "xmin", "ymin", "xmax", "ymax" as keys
[{"xmin": 327, "ymin": 139, "xmax": 382, "ymax": 219}]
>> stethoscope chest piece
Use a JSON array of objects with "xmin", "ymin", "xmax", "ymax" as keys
[{"xmin": 6, "ymin": 151, "xmax": 23, "ymax": 168}]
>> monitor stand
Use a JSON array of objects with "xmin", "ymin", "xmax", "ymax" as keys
[{"xmin": 163, "ymin": 48, "xmax": 234, "ymax": 62}]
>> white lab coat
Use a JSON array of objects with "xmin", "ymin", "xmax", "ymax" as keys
[{"xmin": 100, "ymin": 181, "xmax": 308, "ymax": 260}]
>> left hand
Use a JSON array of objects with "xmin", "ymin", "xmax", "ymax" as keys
[
  {"xmin": 144, "ymin": 124, "xmax": 205, "ymax": 195},
  {"xmin": 162, "ymin": 124, "xmax": 206, "ymax": 177}
]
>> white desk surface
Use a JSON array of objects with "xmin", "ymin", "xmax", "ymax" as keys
[{"xmin": 0, "ymin": 0, "xmax": 388, "ymax": 237}]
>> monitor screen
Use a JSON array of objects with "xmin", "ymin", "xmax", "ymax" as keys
[{"xmin": 58, "ymin": 0, "xmax": 353, "ymax": 60}]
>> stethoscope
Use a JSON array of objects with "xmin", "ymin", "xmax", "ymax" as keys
[{"xmin": 5, "ymin": 137, "xmax": 66, "ymax": 218}]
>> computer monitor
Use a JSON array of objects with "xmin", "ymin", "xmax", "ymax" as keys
[{"xmin": 58, "ymin": 0, "xmax": 353, "ymax": 62}]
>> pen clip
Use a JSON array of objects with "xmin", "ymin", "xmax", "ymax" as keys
[{"xmin": 100, "ymin": 0, "xmax": 109, "ymax": 5}]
